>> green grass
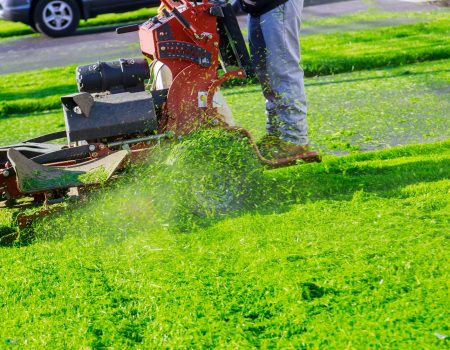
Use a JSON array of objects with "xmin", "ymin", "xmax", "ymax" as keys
[
  {"xmin": 0, "ymin": 25, "xmax": 449, "ymax": 344},
  {"xmin": 0, "ymin": 20, "xmax": 34, "ymax": 40},
  {"xmin": 0, "ymin": 110, "xmax": 64, "ymax": 145},
  {"xmin": 1, "ymin": 18, "xmax": 448, "ymax": 118},
  {"xmin": 302, "ymin": 19, "xmax": 450, "ymax": 76},
  {"xmin": 0, "ymin": 7, "xmax": 157, "ymax": 40},
  {"xmin": 227, "ymin": 59, "xmax": 450, "ymax": 154},
  {"xmin": 0, "ymin": 133, "xmax": 449, "ymax": 348},
  {"xmin": 0, "ymin": 65, "xmax": 76, "ymax": 117},
  {"xmin": 80, "ymin": 7, "xmax": 157, "ymax": 29},
  {"xmin": 1, "ymin": 59, "xmax": 448, "ymax": 154}
]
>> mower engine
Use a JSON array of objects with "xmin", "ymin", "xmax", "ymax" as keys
[{"xmin": 65, "ymin": 58, "xmax": 159, "ymax": 143}]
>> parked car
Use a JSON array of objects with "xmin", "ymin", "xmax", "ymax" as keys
[{"xmin": 0, "ymin": 0, "xmax": 160, "ymax": 37}]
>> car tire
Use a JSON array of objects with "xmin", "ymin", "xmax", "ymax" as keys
[
  {"xmin": 29, "ymin": 21, "xmax": 38, "ymax": 33},
  {"xmin": 33, "ymin": 0, "xmax": 80, "ymax": 37}
]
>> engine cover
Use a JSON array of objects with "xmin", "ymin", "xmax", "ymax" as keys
[{"xmin": 62, "ymin": 91, "xmax": 158, "ymax": 143}]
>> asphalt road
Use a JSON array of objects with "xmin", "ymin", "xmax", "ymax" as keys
[{"xmin": 0, "ymin": 0, "xmax": 440, "ymax": 75}]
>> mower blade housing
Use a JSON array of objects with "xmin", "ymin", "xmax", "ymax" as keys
[{"xmin": 8, "ymin": 148, "xmax": 128, "ymax": 193}]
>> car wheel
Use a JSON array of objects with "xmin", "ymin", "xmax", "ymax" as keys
[
  {"xmin": 34, "ymin": 0, "xmax": 80, "ymax": 37},
  {"xmin": 29, "ymin": 21, "xmax": 38, "ymax": 33}
]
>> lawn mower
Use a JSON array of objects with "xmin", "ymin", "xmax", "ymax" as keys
[{"xmin": 0, "ymin": 0, "xmax": 321, "ymax": 228}]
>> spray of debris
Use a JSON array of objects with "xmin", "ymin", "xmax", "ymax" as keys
[{"xmin": 28, "ymin": 129, "xmax": 265, "ymax": 242}]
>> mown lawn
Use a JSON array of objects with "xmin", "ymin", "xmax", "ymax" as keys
[
  {"xmin": 0, "ymin": 134, "xmax": 449, "ymax": 348},
  {"xmin": 0, "ymin": 11, "xmax": 449, "ymax": 349},
  {"xmin": 1, "ymin": 59, "xmax": 448, "ymax": 154},
  {"xmin": 302, "ymin": 19, "xmax": 449, "ymax": 75},
  {"xmin": 1, "ymin": 15, "xmax": 449, "ymax": 118},
  {"xmin": 227, "ymin": 59, "xmax": 450, "ymax": 154}
]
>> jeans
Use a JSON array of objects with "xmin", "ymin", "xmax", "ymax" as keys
[{"xmin": 248, "ymin": 0, "xmax": 308, "ymax": 145}]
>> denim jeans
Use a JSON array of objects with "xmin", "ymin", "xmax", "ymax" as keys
[{"xmin": 248, "ymin": 0, "xmax": 308, "ymax": 145}]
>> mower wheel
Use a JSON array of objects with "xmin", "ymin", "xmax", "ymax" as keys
[{"xmin": 33, "ymin": 0, "xmax": 80, "ymax": 37}]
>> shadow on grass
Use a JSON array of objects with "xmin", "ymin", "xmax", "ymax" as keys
[
  {"xmin": 306, "ymin": 68, "xmax": 450, "ymax": 87},
  {"xmin": 196, "ymin": 150, "xmax": 448, "ymax": 228},
  {"xmin": 74, "ymin": 23, "xmax": 140, "ymax": 36},
  {"xmin": 224, "ymin": 68, "xmax": 450, "ymax": 97},
  {"xmin": 264, "ymin": 156, "xmax": 450, "ymax": 208},
  {"xmin": 0, "ymin": 84, "xmax": 75, "ymax": 103},
  {"xmin": 0, "ymin": 29, "xmax": 33, "ymax": 39}
]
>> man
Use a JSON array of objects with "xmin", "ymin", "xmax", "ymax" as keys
[{"xmin": 239, "ymin": 0, "xmax": 309, "ymax": 159}]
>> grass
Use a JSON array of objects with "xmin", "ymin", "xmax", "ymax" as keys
[
  {"xmin": 0, "ymin": 110, "xmax": 64, "ymax": 145},
  {"xmin": 0, "ymin": 7, "xmax": 158, "ymax": 40},
  {"xmin": 227, "ymin": 59, "xmax": 450, "ymax": 154},
  {"xmin": 1, "ymin": 59, "xmax": 448, "ymax": 154},
  {"xmin": 0, "ymin": 132, "xmax": 449, "ymax": 348},
  {"xmin": 1, "ymin": 18, "xmax": 448, "ymax": 118},
  {"xmin": 0, "ymin": 65, "xmax": 76, "ymax": 117},
  {"xmin": 301, "ymin": 19, "xmax": 450, "ymax": 76},
  {"xmin": 0, "ymin": 13, "xmax": 449, "ymax": 346}
]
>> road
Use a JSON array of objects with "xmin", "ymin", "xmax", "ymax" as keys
[{"xmin": 0, "ymin": 0, "xmax": 440, "ymax": 75}]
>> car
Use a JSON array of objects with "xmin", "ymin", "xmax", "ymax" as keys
[{"xmin": 0, "ymin": 0, "xmax": 160, "ymax": 37}]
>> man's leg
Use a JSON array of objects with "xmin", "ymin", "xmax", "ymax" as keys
[
  {"xmin": 259, "ymin": 0, "xmax": 308, "ymax": 146},
  {"xmin": 248, "ymin": 14, "xmax": 280, "ymax": 137}
]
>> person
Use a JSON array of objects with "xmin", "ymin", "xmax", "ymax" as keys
[{"xmin": 240, "ymin": 0, "xmax": 309, "ymax": 159}]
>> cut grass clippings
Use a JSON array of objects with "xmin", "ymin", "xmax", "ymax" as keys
[{"xmin": 0, "ymin": 133, "xmax": 449, "ymax": 348}]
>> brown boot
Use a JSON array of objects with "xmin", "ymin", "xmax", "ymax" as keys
[
  {"xmin": 256, "ymin": 135, "xmax": 321, "ymax": 166},
  {"xmin": 275, "ymin": 141, "xmax": 310, "ymax": 159},
  {"xmin": 258, "ymin": 135, "xmax": 309, "ymax": 160},
  {"xmin": 256, "ymin": 135, "xmax": 282, "ymax": 160}
]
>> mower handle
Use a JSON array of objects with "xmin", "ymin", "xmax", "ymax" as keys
[{"xmin": 160, "ymin": 0, "xmax": 210, "ymax": 42}]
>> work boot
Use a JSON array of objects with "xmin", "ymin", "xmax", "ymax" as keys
[
  {"xmin": 276, "ymin": 141, "xmax": 310, "ymax": 159},
  {"xmin": 257, "ymin": 135, "xmax": 309, "ymax": 160},
  {"xmin": 257, "ymin": 135, "xmax": 282, "ymax": 159}
]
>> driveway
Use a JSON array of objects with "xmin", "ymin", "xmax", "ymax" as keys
[{"xmin": 0, "ymin": 0, "xmax": 441, "ymax": 75}]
